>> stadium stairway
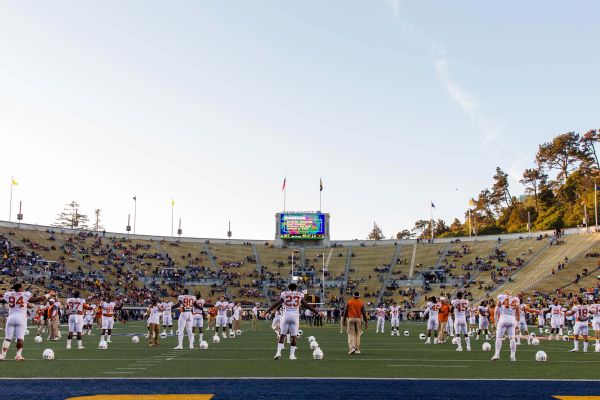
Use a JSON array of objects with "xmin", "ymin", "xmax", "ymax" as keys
[
  {"xmin": 342, "ymin": 245, "xmax": 353, "ymax": 292},
  {"xmin": 375, "ymin": 243, "xmax": 401, "ymax": 305},
  {"xmin": 252, "ymin": 244, "xmax": 269, "ymax": 302},
  {"xmin": 408, "ymin": 243, "xmax": 417, "ymax": 278},
  {"xmin": 495, "ymin": 233, "xmax": 600, "ymax": 295},
  {"xmin": 204, "ymin": 243, "xmax": 218, "ymax": 269},
  {"xmin": 434, "ymin": 242, "xmax": 452, "ymax": 269}
]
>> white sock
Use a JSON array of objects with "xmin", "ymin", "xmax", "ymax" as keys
[
  {"xmin": 178, "ymin": 331, "xmax": 184, "ymax": 347},
  {"xmin": 527, "ymin": 333, "xmax": 531, "ymax": 345},
  {"xmin": 574, "ymin": 340, "xmax": 579, "ymax": 350},
  {"xmin": 77, "ymin": 340, "xmax": 83, "ymax": 347},
  {"xmin": 465, "ymin": 336, "xmax": 471, "ymax": 348},
  {"xmin": 290, "ymin": 346, "xmax": 296, "ymax": 356},
  {"xmin": 199, "ymin": 333, "xmax": 203, "ymax": 342},
  {"xmin": 509, "ymin": 338, "xmax": 516, "ymax": 357},
  {"xmin": 456, "ymin": 336, "xmax": 462, "ymax": 348},
  {"xmin": 107, "ymin": 334, "xmax": 111, "ymax": 342},
  {"xmin": 16, "ymin": 348, "xmax": 22, "ymax": 357},
  {"xmin": 189, "ymin": 333, "xmax": 195, "ymax": 347},
  {"xmin": 66, "ymin": 339, "xmax": 72, "ymax": 347},
  {"xmin": 276, "ymin": 342, "xmax": 284, "ymax": 354},
  {"xmin": 583, "ymin": 341, "xmax": 588, "ymax": 351},
  {"xmin": 495, "ymin": 337, "xmax": 502, "ymax": 356}
]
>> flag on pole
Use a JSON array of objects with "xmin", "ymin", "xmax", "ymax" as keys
[
  {"xmin": 11, "ymin": 178, "xmax": 18, "ymax": 186},
  {"xmin": 320, "ymin": 177, "xmax": 323, "ymax": 192},
  {"xmin": 282, "ymin": 177, "xmax": 286, "ymax": 191},
  {"xmin": 595, "ymin": 184, "xmax": 600, "ymax": 191},
  {"xmin": 431, "ymin": 202, "xmax": 436, "ymax": 208},
  {"xmin": 469, "ymin": 199, "xmax": 476, "ymax": 206},
  {"xmin": 171, "ymin": 199, "xmax": 175, "ymax": 207},
  {"xmin": 133, "ymin": 195, "xmax": 136, "ymax": 201}
]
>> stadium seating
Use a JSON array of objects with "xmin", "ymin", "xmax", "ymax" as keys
[{"xmin": 3, "ymin": 223, "xmax": 600, "ymax": 312}]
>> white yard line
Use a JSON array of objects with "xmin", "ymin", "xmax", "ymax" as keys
[{"xmin": 387, "ymin": 364, "xmax": 468, "ymax": 368}]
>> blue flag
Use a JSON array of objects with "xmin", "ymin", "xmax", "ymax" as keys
[{"xmin": 431, "ymin": 202, "xmax": 436, "ymax": 208}]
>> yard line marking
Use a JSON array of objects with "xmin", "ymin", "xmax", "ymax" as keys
[
  {"xmin": 116, "ymin": 368, "xmax": 147, "ymax": 370},
  {"xmin": 101, "ymin": 372, "xmax": 135, "ymax": 374},
  {"xmin": 386, "ymin": 364, "xmax": 468, "ymax": 368}
]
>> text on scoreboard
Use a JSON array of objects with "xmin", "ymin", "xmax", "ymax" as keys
[{"xmin": 280, "ymin": 213, "xmax": 325, "ymax": 239}]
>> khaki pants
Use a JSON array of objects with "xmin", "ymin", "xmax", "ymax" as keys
[
  {"xmin": 148, "ymin": 323, "xmax": 160, "ymax": 346},
  {"xmin": 347, "ymin": 318, "xmax": 362, "ymax": 351},
  {"xmin": 438, "ymin": 321, "xmax": 447, "ymax": 342},
  {"xmin": 252, "ymin": 315, "xmax": 258, "ymax": 330},
  {"xmin": 49, "ymin": 315, "xmax": 60, "ymax": 340}
]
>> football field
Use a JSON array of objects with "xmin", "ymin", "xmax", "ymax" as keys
[
  {"xmin": 2, "ymin": 321, "xmax": 600, "ymax": 399},
  {"xmin": 1, "ymin": 320, "xmax": 600, "ymax": 379}
]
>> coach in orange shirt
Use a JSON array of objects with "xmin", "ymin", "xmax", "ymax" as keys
[
  {"xmin": 344, "ymin": 291, "xmax": 368, "ymax": 355},
  {"xmin": 437, "ymin": 297, "xmax": 450, "ymax": 343}
]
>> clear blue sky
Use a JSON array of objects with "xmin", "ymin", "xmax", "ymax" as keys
[{"xmin": 1, "ymin": 1, "xmax": 599, "ymax": 239}]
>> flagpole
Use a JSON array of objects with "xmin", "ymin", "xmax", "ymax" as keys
[
  {"xmin": 8, "ymin": 177, "xmax": 13, "ymax": 222},
  {"xmin": 171, "ymin": 200, "xmax": 174, "ymax": 238},
  {"xmin": 283, "ymin": 176, "xmax": 286, "ymax": 212},
  {"xmin": 319, "ymin": 176, "xmax": 322, "ymax": 211},
  {"xmin": 133, "ymin": 195, "xmax": 137, "ymax": 235},
  {"xmin": 468, "ymin": 207, "xmax": 472, "ymax": 237}
]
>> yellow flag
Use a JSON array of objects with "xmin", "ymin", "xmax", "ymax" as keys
[
  {"xmin": 171, "ymin": 199, "xmax": 175, "ymax": 206},
  {"xmin": 11, "ymin": 178, "xmax": 18, "ymax": 186},
  {"xmin": 469, "ymin": 199, "xmax": 475, "ymax": 206}
]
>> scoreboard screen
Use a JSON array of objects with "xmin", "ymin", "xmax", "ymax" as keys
[{"xmin": 280, "ymin": 213, "xmax": 325, "ymax": 239}]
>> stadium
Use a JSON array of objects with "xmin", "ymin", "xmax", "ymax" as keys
[{"xmin": 3, "ymin": 1, "xmax": 600, "ymax": 399}]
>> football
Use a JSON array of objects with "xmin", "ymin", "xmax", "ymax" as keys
[
  {"xmin": 42, "ymin": 349, "xmax": 54, "ymax": 360},
  {"xmin": 404, "ymin": 331, "xmax": 409, "ymax": 336},
  {"xmin": 200, "ymin": 341, "xmax": 209, "ymax": 350},
  {"xmin": 482, "ymin": 342, "xmax": 491, "ymax": 351},
  {"xmin": 131, "ymin": 336, "xmax": 139, "ymax": 343},
  {"xmin": 34, "ymin": 336, "xmax": 42, "ymax": 343},
  {"xmin": 535, "ymin": 351, "xmax": 548, "ymax": 362},
  {"xmin": 98, "ymin": 340, "xmax": 108, "ymax": 350},
  {"xmin": 531, "ymin": 338, "xmax": 540, "ymax": 346},
  {"xmin": 313, "ymin": 348, "xmax": 324, "ymax": 360},
  {"xmin": 213, "ymin": 335, "xmax": 221, "ymax": 344},
  {"xmin": 310, "ymin": 341, "xmax": 319, "ymax": 350}
]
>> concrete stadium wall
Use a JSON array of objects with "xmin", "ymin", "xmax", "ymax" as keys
[{"xmin": 0, "ymin": 219, "xmax": 593, "ymax": 248}]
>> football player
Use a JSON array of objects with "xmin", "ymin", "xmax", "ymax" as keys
[{"xmin": 264, "ymin": 283, "xmax": 319, "ymax": 360}]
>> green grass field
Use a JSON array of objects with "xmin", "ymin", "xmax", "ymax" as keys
[{"xmin": 1, "ymin": 321, "xmax": 599, "ymax": 379}]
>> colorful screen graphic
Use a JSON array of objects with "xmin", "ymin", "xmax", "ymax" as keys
[{"xmin": 280, "ymin": 213, "xmax": 325, "ymax": 239}]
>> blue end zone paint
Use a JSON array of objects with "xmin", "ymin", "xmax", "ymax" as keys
[{"xmin": 1, "ymin": 379, "xmax": 600, "ymax": 399}]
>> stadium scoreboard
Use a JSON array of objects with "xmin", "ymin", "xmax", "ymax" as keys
[{"xmin": 275, "ymin": 212, "xmax": 330, "ymax": 246}]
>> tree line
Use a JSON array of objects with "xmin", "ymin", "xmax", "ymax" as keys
[{"xmin": 369, "ymin": 130, "xmax": 600, "ymax": 240}]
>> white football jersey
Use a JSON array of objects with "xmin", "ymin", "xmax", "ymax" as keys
[
  {"xmin": 3, "ymin": 291, "xmax": 32, "ymax": 316},
  {"xmin": 252, "ymin": 306, "xmax": 258, "ymax": 316},
  {"xmin": 549, "ymin": 304, "xmax": 563, "ymax": 317},
  {"xmin": 233, "ymin": 305, "xmax": 241, "ymax": 318},
  {"xmin": 178, "ymin": 295, "xmax": 195, "ymax": 312},
  {"xmin": 215, "ymin": 301, "xmax": 228, "ymax": 316},
  {"xmin": 497, "ymin": 294, "xmax": 519, "ymax": 317},
  {"xmin": 478, "ymin": 305, "xmax": 488, "ymax": 318},
  {"xmin": 425, "ymin": 302, "xmax": 440, "ymax": 320},
  {"xmin": 279, "ymin": 290, "xmax": 305, "ymax": 315},
  {"xmin": 101, "ymin": 301, "xmax": 117, "ymax": 316},
  {"xmin": 85, "ymin": 304, "xmax": 96, "ymax": 316},
  {"xmin": 376, "ymin": 307, "xmax": 386, "ymax": 318},
  {"xmin": 192, "ymin": 299, "xmax": 205, "ymax": 315},
  {"xmin": 161, "ymin": 301, "xmax": 173, "ymax": 316},
  {"xmin": 389, "ymin": 305, "xmax": 401, "ymax": 318},
  {"xmin": 591, "ymin": 304, "xmax": 600, "ymax": 321},
  {"xmin": 571, "ymin": 304, "xmax": 591, "ymax": 322},
  {"xmin": 451, "ymin": 299, "xmax": 469, "ymax": 319},
  {"xmin": 66, "ymin": 298, "xmax": 86, "ymax": 315}
]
